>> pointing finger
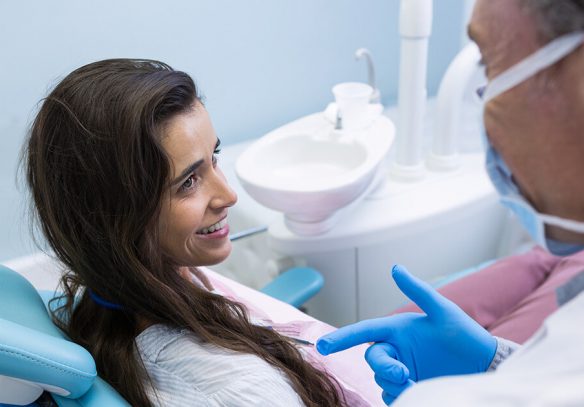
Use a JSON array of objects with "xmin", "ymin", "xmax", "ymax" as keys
[
  {"xmin": 317, "ymin": 317, "xmax": 397, "ymax": 355},
  {"xmin": 392, "ymin": 264, "xmax": 452, "ymax": 318}
]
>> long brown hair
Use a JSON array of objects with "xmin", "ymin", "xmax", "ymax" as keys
[{"xmin": 25, "ymin": 59, "xmax": 344, "ymax": 406}]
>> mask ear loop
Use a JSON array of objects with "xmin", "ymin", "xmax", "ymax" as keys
[
  {"xmin": 538, "ymin": 213, "xmax": 584, "ymax": 234},
  {"xmin": 482, "ymin": 31, "xmax": 584, "ymax": 103}
]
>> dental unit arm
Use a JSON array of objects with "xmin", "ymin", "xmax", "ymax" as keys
[
  {"xmin": 391, "ymin": 0, "xmax": 433, "ymax": 181},
  {"xmin": 427, "ymin": 42, "xmax": 482, "ymax": 171}
]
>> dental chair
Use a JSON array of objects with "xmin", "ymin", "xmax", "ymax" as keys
[{"xmin": 0, "ymin": 264, "xmax": 323, "ymax": 406}]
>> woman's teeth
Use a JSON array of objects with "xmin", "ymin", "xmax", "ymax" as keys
[{"xmin": 197, "ymin": 218, "xmax": 227, "ymax": 235}]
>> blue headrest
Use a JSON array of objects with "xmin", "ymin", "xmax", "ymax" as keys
[{"xmin": 0, "ymin": 265, "xmax": 66, "ymax": 336}]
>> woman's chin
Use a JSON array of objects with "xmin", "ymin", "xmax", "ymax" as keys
[{"xmin": 200, "ymin": 246, "xmax": 232, "ymax": 267}]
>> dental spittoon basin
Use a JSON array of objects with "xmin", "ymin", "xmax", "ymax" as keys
[{"xmin": 235, "ymin": 109, "xmax": 394, "ymax": 236}]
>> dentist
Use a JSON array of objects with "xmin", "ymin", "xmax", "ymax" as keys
[{"xmin": 317, "ymin": 0, "xmax": 584, "ymax": 405}]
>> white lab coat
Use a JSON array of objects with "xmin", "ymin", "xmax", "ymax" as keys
[{"xmin": 394, "ymin": 290, "xmax": 584, "ymax": 406}]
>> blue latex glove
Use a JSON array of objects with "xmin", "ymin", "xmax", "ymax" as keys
[{"xmin": 317, "ymin": 264, "xmax": 497, "ymax": 404}]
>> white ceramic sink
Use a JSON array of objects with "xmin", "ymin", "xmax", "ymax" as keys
[{"xmin": 235, "ymin": 110, "xmax": 395, "ymax": 235}]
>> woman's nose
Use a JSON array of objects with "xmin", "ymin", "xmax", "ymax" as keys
[{"xmin": 210, "ymin": 167, "xmax": 237, "ymax": 209}]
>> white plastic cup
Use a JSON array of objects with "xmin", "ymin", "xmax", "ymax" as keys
[{"xmin": 332, "ymin": 82, "xmax": 373, "ymax": 127}]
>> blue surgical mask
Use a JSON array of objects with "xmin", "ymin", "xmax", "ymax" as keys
[{"xmin": 479, "ymin": 31, "xmax": 584, "ymax": 256}]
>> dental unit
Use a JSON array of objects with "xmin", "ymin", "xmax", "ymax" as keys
[{"xmin": 224, "ymin": 0, "xmax": 519, "ymax": 327}]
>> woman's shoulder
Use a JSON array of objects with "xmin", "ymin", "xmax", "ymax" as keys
[
  {"xmin": 134, "ymin": 323, "xmax": 304, "ymax": 406},
  {"xmin": 135, "ymin": 323, "xmax": 187, "ymax": 362}
]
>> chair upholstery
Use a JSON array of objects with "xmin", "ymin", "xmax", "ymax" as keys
[{"xmin": 0, "ymin": 265, "xmax": 128, "ymax": 406}]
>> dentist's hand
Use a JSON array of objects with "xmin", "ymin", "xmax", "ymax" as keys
[{"xmin": 317, "ymin": 264, "xmax": 497, "ymax": 405}]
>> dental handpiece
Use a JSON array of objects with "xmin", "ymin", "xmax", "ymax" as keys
[{"xmin": 228, "ymin": 225, "xmax": 268, "ymax": 241}]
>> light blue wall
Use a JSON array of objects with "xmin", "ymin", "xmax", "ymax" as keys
[{"xmin": 0, "ymin": 0, "xmax": 465, "ymax": 261}]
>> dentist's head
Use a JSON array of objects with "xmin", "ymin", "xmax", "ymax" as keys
[
  {"xmin": 469, "ymin": 0, "xmax": 584, "ymax": 249},
  {"xmin": 24, "ymin": 59, "xmax": 343, "ymax": 406}
]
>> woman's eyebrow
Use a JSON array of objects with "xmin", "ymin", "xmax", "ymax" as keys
[{"xmin": 171, "ymin": 159, "xmax": 204, "ymax": 187}]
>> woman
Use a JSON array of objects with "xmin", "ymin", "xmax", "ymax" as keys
[{"xmin": 25, "ymin": 59, "xmax": 346, "ymax": 406}]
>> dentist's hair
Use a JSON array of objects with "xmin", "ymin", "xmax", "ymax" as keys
[
  {"xmin": 25, "ymin": 59, "xmax": 344, "ymax": 406},
  {"xmin": 521, "ymin": 0, "xmax": 584, "ymax": 41}
]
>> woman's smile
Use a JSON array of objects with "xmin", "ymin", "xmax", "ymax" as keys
[{"xmin": 196, "ymin": 217, "xmax": 230, "ymax": 239}]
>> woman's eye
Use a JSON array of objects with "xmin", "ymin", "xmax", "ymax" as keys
[
  {"xmin": 212, "ymin": 147, "xmax": 221, "ymax": 167},
  {"xmin": 180, "ymin": 175, "xmax": 197, "ymax": 192}
]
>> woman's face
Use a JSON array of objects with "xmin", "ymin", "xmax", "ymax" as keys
[{"xmin": 157, "ymin": 103, "xmax": 237, "ymax": 267}]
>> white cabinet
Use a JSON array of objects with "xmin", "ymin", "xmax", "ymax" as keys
[
  {"xmin": 287, "ymin": 198, "xmax": 506, "ymax": 326},
  {"xmin": 302, "ymin": 249, "xmax": 358, "ymax": 327},
  {"xmin": 270, "ymin": 153, "xmax": 511, "ymax": 326},
  {"xmin": 356, "ymin": 198, "xmax": 506, "ymax": 320}
]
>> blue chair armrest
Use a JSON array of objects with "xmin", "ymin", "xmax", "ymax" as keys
[
  {"xmin": 260, "ymin": 267, "xmax": 324, "ymax": 308},
  {"xmin": 0, "ymin": 318, "xmax": 96, "ymax": 400},
  {"xmin": 52, "ymin": 377, "xmax": 130, "ymax": 407},
  {"xmin": 0, "ymin": 265, "xmax": 130, "ymax": 406}
]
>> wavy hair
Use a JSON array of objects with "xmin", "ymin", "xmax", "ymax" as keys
[{"xmin": 25, "ymin": 59, "xmax": 344, "ymax": 406}]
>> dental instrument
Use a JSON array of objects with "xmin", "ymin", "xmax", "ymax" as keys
[
  {"xmin": 287, "ymin": 337, "xmax": 314, "ymax": 347},
  {"xmin": 229, "ymin": 225, "xmax": 268, "ymax": 241},
  {"xmin": 263, "ymin": 325, "xmax": 315, "ymax": 347}
]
